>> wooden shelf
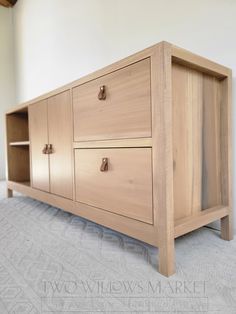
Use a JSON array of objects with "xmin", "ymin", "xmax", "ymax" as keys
[
  {"xmin": 21, "ymin": 181, "xmax": 31, "ymax": 187},
  {"xmin": 8, "ymin": 181, "xmax": 31, "ymax": 188},
  {"xmin": 9, "ymin": 141, "xmax": 30, "ymax": 146}
]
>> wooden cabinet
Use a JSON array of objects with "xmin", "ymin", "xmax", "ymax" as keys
[
  {"xmin": 6, "ymin": 41, "xmax": 233, "ymax": 277},
  {"xmin": 29, "ymin": 91, "xmax": 73, "ymax": 199}
]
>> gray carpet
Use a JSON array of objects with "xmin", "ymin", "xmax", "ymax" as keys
[{"xmin": 0, "ymin": 181, "xmax": 235, "ymax": 313}]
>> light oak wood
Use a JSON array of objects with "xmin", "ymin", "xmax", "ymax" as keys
[
  {"xmin": 220, "ymin": 76, "xmax": 233, "ymax": 240},
  {"xmin": 6, "ymin": 41, "xmax": 233, "ymax": 277},
  {"xmin": 221, "ymin": 214, "xmax": 233, "ymax": 241},
  {"xmin": 75, "ymin": 148, "xmax": 153, "ymax": 224},
  {"xmin": 73, "ymin": 201, "xmax": 157, "ymax": 245},
  {"xmin": 7, "ymin": 180, "xmax": 158, "ymax": 246},
  {"xmin": 172, "ymin": 64, "xmax": 203, "ymax": 220},
  {"xmin": 175, "ymin": 206, "xmax": 230, "ymax": 238},
  {"xmin": 7, "ymin": 188, "xmax": 13, "ymax": 198},
  {"xmin": 172, "ymin": 44, "xmax": 230, "ymax": 79},
  {"xmin": 6, "ymin": 112, "xmax": 30, "ymax": 182},
  {"xmin": 48, "ymin": 91, "xmax": 73, "ymax": 199},
  {"xmin": 29, "ymin": 100, "xmax": 50, "ymax": 192},
  {"xmin": 6, "ymin": 113, "xmax": 29, "ymax": 142},
  {"xmin": 9, "ymin": 141, "xmax": 30, "ymax": 146},
  {"xmin": 7, "ymin": 147, "xmax": 30, "ymax": 182},
  {"xmin": 69, "ymin": 89, "xmax": 76, "ymax": 203},
  {"xmin": 172, "ymin": 63, "xmax": 231, "ymax": 222},
  {"xmin": 153, "ymin": 43, "xmax": 175, "ymax": 277},
  {"xmin": 202, "ymin": 75, "xmax": 222, "ymax": 209},
  {"xmin": 73, "ymin": 138, "xmax": 152, "ymax": 149},
  {"xmin": 73, "ymin": 58, "xmax": 151, "ymax": 141}
]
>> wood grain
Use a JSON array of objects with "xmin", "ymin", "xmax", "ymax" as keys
[
  {"xmin": 6, "ymin": 112, "xmax": 30, "ymax": 182},
  {"xmin": 172, "ymin": 44, "xmax": 230, "ymax": 79},
  {"xmin": 48, "ymin": 91, "xmax": 73, "ymax": 199},
  {"xmin": 73, "ymin": 138, "xmax": 152, "ymax": 149},
  {"xmin": 9, "ymin": 141, "xmax": 30, "ymax": 146},
  {"xmin": 172, "ymin": 64, "xmax": 203, "ymax": 220},
  {"xmin": 75, "ymin": 148, "xmax": 153, "ymax": 224},
  {"xmin": 5, "ymin": 41, "xmax": 233, "ymax": 277},
  {"xmin": 6, "ymin": 112, "xmax": 29, "ymax": 142},
  {"xmin": 29, "ymin": 100, "xmax": 50, "ymax": 192},
  {"xmin": 73, "ymin": 58, "xmax": 151, "ymax": 141},
  {"xmin": 220, "ymin": 73, "xmax": 233, "ymax": 240},
  {"xmin": 202, "ymin": 75, "xmax": 221, "ymax": 209},
  {"xmin": 221, "ymin": 214, "xmax": 233, "ymax": 241},
  {"xmin": 175, "ymin": 206, "xmax": 230, "ymax": 238},
  {"xmin": 7, "ymin": 146, "xmax": 30, "ymax": 182},
  {"xmin": 152, "ymin": 42, "xmax": 175, "ymax": 276}
]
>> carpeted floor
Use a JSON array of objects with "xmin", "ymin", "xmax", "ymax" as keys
[{"xmin": 0, "ymin": 181, "xmax": 235, "ymax": 313}]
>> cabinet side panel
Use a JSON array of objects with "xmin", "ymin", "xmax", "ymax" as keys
[
  {"xmin": 173, "ymin": 62, "xmax": 224, "ymax": 220},
  {"xmin": 172, "ymin": 63, "xmax": 203, "ymax": 220},
  {"xmin": 202, "ymin": 76, "xmax": 222, "ymax": 209}
]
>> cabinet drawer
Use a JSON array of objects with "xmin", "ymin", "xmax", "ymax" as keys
[
  {"xmin": 73, "ymin": 58, "xmax": 151, "ymax": 141},
  {"xmin": 75, "ymin": 148, "xmax": 153, "ymax": 224}
]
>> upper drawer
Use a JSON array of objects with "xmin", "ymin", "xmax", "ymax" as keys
[{"xmin": 73, "ymin": 58, "xmax": 151, "ymax": 141}]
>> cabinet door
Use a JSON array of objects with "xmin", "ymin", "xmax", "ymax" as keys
[
  {"xmin": 29, "ymin": 100, "xmax": 50, "ymax": 192},
  {"xmin": 48, "ymin": 91, "xmax": 73, "ymax": 199}
]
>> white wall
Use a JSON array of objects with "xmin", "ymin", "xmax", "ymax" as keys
[
  {"xmin": 13, "ymin": 0, "xmax": 236, "ymax": 102},
  {"xmin": 0, "ymin": 7, "xmax": 15, "ymax": 179},
  {"xmin": 12, "ymin": 0, "xmax": 236, "ymax": 231}
]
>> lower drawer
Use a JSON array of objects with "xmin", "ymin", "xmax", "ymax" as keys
[{"xmin": 75, "ymin": 148, "xmax": 153, "ymax": 224}]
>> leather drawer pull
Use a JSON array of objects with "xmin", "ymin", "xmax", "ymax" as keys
[
  {"xmin": 42, "ymin": 144, "xmax": 53, "ymax": 154},
  {"xmin": 100, "ymin": 157, "xmax": 108, "ymax": 172},
  {"xmin": 98, "ymin": 85, "xmax": 106, "ymax": 100},
  {"xmin": 42, "ymin": 144, "xmax": 48, "ymax": 154},
  {"xmin": 47, "ymin": 144, "xmax": 53, "ymax": 154}
]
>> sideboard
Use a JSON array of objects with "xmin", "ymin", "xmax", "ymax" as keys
[{"xmin": 5, "ymin": 41, "xmax": 233, "ymax": 276}]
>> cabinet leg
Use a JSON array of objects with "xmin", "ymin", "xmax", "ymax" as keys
[
  {"xmin": 221, "ymin": 213, "xmax": 233, "ymax": 241},
  {"xmin": 158, "ymin": 240, "xmax": 175, "ymax": 277},
  {"xmin": 7, "ymin": 188, "xmax": 13, "ymax": 198}
]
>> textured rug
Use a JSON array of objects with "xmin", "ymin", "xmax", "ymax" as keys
[{"xmin": 0, "ymin": 181, "xmax": 235, "ymax": 313}]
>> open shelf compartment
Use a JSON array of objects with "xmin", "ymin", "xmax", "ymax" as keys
[{"xmin": 6, "ymin": 107, "xmax": 30, "ymax": 185}]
